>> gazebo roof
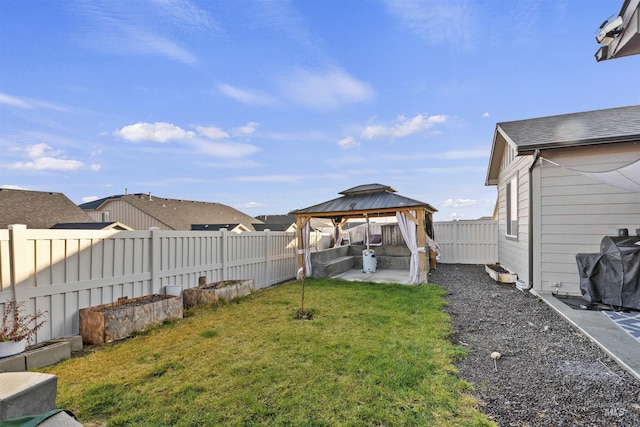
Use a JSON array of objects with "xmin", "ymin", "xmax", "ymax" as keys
[{"xmin": 290, "ymin": 183, "xmax": 437, "ymax": 218}]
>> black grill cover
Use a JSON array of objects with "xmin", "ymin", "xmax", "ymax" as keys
[{"xmin": 576, "ymin": 236, "xmax": 640, "ymax": 309}]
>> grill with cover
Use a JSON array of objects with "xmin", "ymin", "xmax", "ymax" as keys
[{"xmin": 576, "ymin": 235, "xmax": 640, "ymax": 309}]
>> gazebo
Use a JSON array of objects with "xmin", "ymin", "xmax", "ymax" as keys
[{"xmin": 289, "ymin": 184, "xmax": 437, "ymax": 284}]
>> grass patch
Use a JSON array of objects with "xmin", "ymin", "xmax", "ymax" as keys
[{"xmin": 40, "ymin": 279, "xmax": 494, "ymax": 426}]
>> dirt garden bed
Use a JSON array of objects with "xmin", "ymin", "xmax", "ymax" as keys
[{"xmin": 79, "ymin": 295, "xmax": 183, "ymax": 345}]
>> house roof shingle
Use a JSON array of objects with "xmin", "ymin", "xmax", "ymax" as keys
[
  {"xmin": 0, "ymin": 188, "xmax": 94, "ymax": 229},
  {"xmin": 80, "ymin": 193, "xmax": 262, "ymax": 230},
  {"xmin": 486, "ymin": 105, "xmax": 640, "ymax": 186},
  {"xmin": 497, "ymin": 105, "xmax": 640, "ymax": 154}
]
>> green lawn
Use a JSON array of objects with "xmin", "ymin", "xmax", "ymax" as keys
[{"xmin": 40, "ymin": 279, "xmax": 494, "ymax": 426}]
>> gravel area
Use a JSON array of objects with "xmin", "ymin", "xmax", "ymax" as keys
[{"xmin": 430, "ymin": 263, "xmax": 640, "ymax": 427}]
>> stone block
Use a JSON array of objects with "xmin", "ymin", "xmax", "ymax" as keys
[
  {"xmin": 24, "ymin": 341, "xmax": 71, "ymax": 370},
  {"xmin": 0, "ymin": 354, "xmax": 26, "ymax": 372},
  {"xmin": 50, "ymin": 335, "xmax": 83, "ymax": 352},
  {"xmin": 183, "ymin": 279, "xmax": 255, "ymax": 309},
  {"xmin": 0, "ymin": 372, "xmax": 57, "ymax": 420},
  {"xmin": 80, "ymin": 294, "xmax": 182, "ymax": 345}
]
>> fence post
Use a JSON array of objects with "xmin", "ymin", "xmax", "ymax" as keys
[
  {"xmin": 8, "ymin": 224, "xmax": 29, "ymax": 304},
  {"xmin": 265, "ymin": 230, "xmax": 271, "ymax": 286},
  {"xmin": 221, "ymin": 229, "xmax": 227, "ymax": 280},
  {"xmin": 150, "ymin": 227, "xmax": 160, "ymax": 294}
]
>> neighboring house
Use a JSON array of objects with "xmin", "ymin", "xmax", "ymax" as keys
[
  {"xmin": 191, "ymin": 223, "xmax": 251, "ymax": 233},
  {"xmin": 0, "ymin": 188, "xmax": 94, "ymax": 229},
  {"xmin": 79, "ymin": 193, "xmax": 263, "ymax": 231},
  {"xmin": 485, "ymin": 105, "xmax": 640, "ymax": 296},
  {"xmin": 51, "ymin": 222, "xmax": 133, "ymax": 230},
  {"xmin": 255, "ymin": 214, "xmax": 296, "ymax": 232},
  {"xmin": 595, "ymin": 0, "xmax": 640, "ymax": 61}
]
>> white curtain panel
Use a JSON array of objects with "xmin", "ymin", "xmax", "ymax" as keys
[
  {"xmin": 332, "ymin": 221, "xmax": 342, "ymax": 248},
  {"xmin": 396, "ymin": 210, "xmax": 420, "ymax": 284},
  {"xmin": 302, "ymin": 219, "xmax": 312, "ymax": 276}
]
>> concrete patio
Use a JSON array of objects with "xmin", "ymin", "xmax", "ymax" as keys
[{"xmin": 334, "ymin": 266, "xmax": 640, "ymax": 383}]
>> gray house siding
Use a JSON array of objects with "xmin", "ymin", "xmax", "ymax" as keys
[
  {"xmin": 85, "ymin": 200, "xmax": 167, "ymax": 230},
  {"xmin": 496, "ymin": 145, "xmax": 532, "ymax": 284},
  {"xmin": 534, "ymin": 143, "xmax": 640, "ymax": 294}
]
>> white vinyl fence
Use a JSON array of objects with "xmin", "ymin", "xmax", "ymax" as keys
[
  {"xmin": 434, "ymin": 219, "xmax": 498, "ymax": 264},
  {"xmin": 0, "ymin": 220, "xmax": 497, "ymax": 345},
  {"xmin": 0, "ymin": 225, "xmax": 297, "ymax": 344}
]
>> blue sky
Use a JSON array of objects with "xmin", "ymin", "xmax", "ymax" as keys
[{"xmin": 1, "ymin": 0, "xmax": 639, "ymax": 220}]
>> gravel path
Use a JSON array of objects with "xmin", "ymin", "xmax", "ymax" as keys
[{"xmin": 430, "ymin": 264, "xmax": 640, "ymax": 427}]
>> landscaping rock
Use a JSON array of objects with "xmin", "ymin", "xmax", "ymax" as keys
[{"xmin": 431, "ymin": 264, "xmax": 640, "ymax": 427}]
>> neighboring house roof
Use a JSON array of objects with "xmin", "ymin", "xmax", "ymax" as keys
[
  {"xmin": 252, "ymin": 223, "xmax": 290, "ymax": 231},
  {"xmin": 51, "ymin": 222, "xmax": 132, "ymax": 230},
  {"xmin": 254, "ymin": 214, "xmax": 296, "ymax": 231},
  {"xmin": 595, "ymin": 0, "xmax": 640, "ymax": 61},
  {"xmin": 78, "ymin": 194, "xmax": 125, "ymax": 210},
  {"xmin": 0, "ymin": 188, "xmax": 94, "ymax": 229},
  {"xmin": 191, "ymin": 223, "xmax": 250, "ymax": 232},
  {"xmin": 255, "ymin": 214, "xmax": 296, "ymax": 224},
  {"xmin": 290, "ymin": 183, "xmax": 437, "ymax": 216},
  {"xmin": 79, "ymin": 193, "xmax": 262, "ymax": 230},
  {"xmin": 486, "ymin": 105, "xmax": 640, "ymax": 185}
]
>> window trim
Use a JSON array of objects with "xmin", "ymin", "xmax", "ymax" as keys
[{"xmin": 505, "ymin": 175, "xmax": 518, "ymax": 239}]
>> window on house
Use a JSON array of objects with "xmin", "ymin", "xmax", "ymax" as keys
[
  {"xmin": 102, "ymin": 211, "xmax": 110, "ymax": 222},
  {"xmin": 506, "ymin": 176, "xmax": 518, "ymax": 238}
]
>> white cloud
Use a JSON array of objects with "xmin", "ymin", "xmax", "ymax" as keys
[
  {"xmin": 72, "ymin": 3, "xmax": 199, "ymax": 65},
  {"xmin": 218, "ymin": 84, "xmax": 277, "ymax": 106},
  {"xmin": 441, "ymin": 198, "xmax": 478, "ymax": 208},
  {"xmin": 228, "ymin": 173, "xmax": 346, "ymax": 183},
  {"xmin": 129, "ymin": 28, "xmax": 198, "ymax": 64},
  {"xmin": 338, "ymin": 136, "xmax": 360, "ymax": 149},
  {"xmin": 236, "ymin": 201, "xmax": 267, "ymax": 209},
  {"xmin": 91, "ymin": 163, "xmax": 102, "ymax": 171},
  {"xmin": 483, "ymin": 112, "xmax": 490, "ymax": 117},
  {"xmin": 385, "ymin": 0, "xmax": 477, "ymax": 49},
  {"xmin": 82, "ymin": 196, "xmax": 99, "ymax": 203},
  {"xmin": 116, "ymin": 122, "xmax": 196, "ymax": 143},
  {"xmin": 9, "ymin": 157, "xmax": 85, "ymax": 171},
  {"xmin": 150, "ymin": 0, "xmax": 218, "ymax": 32},
  {"xmin": 260, "ymin": 130, "xmax": 327, "ymax": 142},
  {"xmin": 189, "ymin": 140, "xmax": 260, "ymax": 158},
  {"xmin": 440, "ymin": 148, "xmax": 487, "ymax": 160},
  {"xmin": 281, "ymin": 68, "xmax": 375, "ymax": 110},
  {"xmin": 0, "ymin": 184, "xmax": 26, "ymax": 190},
  {"xmin": 448, "ymin": 212, "xmax": 467, "ymax": 219},
  {"xmin": 234, "ymin": 122, "xmax": 259, "ymax": 136},
  {"xmin": 197, "ymin": 159, "xmax": 262, "ymax": 169},
  {"xmin": 0, "ymin": 92, "xmax": 31, "ymax": 108},
  {"xmin": 415, "ymin": 166, "xmax": 486, "ymax": 174},
  {"xmin": 0, "ymin": 93, "xmax": 68, "ymax": 111},
  {"xmin": 361, "ymin": 114, "xmax": 447, "ymax": 140},
  {"xmin": 26, "ymin": 143, "xmax": 58, "ymax": 158},
  {"xmin": 385, "ymin": 147, "xmax": 488, "ymax": 160},
  {"xmin": 197, "ymin": 126, "xmax": 229, "ymax": 140},
  {"xmin": 6, "ymin": 143, "xmax": 90, "ymax": 172}
]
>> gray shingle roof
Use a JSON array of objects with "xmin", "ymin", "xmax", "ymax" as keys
[
  {"xmin": 290, "ymin": 184, "xmax": 436, "ymax": 216},
  {"xmin": 80, "ymin": 194, "xmax": 262, "ymax": 230},
  {"xmin": 0, "ymin": 189, "xmax": 94, "ymax": 229},
  {"xmin": 498, "ymin": 105, "xmax": 640, "ymax": 154}
]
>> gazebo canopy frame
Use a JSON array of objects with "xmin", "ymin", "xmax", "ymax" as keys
[{"xmin": 289, "ymin": 184, "xmax": 437, "ymax": 283}]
